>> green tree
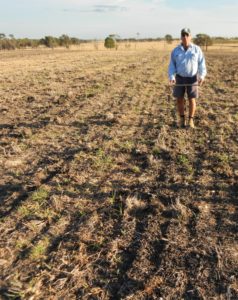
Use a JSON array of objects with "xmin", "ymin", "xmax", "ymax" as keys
[
  {"xmin": 104, "ymin": 36, "xmax": 117, "ymax": 49},
  {"xmin": 59, "ymin": 34, "xmax": 70, "ymax": 48},
  {"xmin": 193, "ymin": 33, "xmax": 213, "ymax": 51},
  {"xmin": 0, "ymin": 39, "xmax": 16, "ymax": 50},
  {"xmin": 0, "ymin": 33, "xmax": 6, "ymax": 40},
  {"xmin": 104, "ymin": 34, "xmax": 120, "ymax": 49},
  {"xmin": 70, "ymin": 37, "xmax": 81, "ymax": 45},
  {"xmin": 164, "ymin": 34, "xmax": 173, "ymax": 44},
  {"xmin": 17, "ymin": 38, "xmax": 35, "ymax": 48},
  {"xmin": 43, "ymin": 36, "xmax": 58, "ymax": 48}
]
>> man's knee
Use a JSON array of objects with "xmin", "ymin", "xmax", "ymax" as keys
[{"xmin": 177, "ymin": 97, "xmax": 184, "ymax": 103}]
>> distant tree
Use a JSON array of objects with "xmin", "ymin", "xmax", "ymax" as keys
[
  {"xmin": 9, "ymin": 34, "xmax": 15, "ymax": 39},
  {"xmin": 104, "ymin": 36, "xmax": 117, "ymax": 49},
  {"xmin": 0, "ymin": 33, "xmax": 6, "ymax": 40},
  {"xmin": 16, "ymin": 38, "xmax": 36, "ymax": 48},
  {"xmin": 42, "ymin": 36, "xmax": 58, "ymax": 48},
  {"xmin": 70, "ymin": 37, "xmax": 81, "ymax": 45},
  {"xmin": 164, "ymin": 34, "xmax": 173, "ymax": 44},
  {"xmin": 0, "ymin": 39, "xmax": 16, "ymax": 50},
  {"xmin": 193, "ymin": 33, "xmax": 213, "ymax": 51},
  {"xmin": 59, "ymin": 34, "xmax": 70, "ymax": 48}
]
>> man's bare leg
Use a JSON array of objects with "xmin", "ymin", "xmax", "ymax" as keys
[
  {"xmin": 188, "ymin": 98, "xmax": 196, "ymax": 128},
  {"xmin": 177, "ymin": 97, "xmax": 186, "ymax": 127}
]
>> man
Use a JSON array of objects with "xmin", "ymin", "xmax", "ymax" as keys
[{"xmin": 168, "ymin": 28, "xmax": 207, "ymax": 128}]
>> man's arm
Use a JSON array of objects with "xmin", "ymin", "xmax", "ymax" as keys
[
  {"xmin": 198, "ymin": 48, "xmax": 207, "ymax": 85},
  {"xmin": 168, "ymin": 50, "xmax": 176, "ymax": 84}
]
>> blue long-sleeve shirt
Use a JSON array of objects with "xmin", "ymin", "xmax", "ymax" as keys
[{"xmin": 168, "ymin": 43, "xmax": 207, "ymax": 81}]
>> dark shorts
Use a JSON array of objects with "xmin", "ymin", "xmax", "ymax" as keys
[{"xmin": 173, "ymin": 74, "xmax": 198, "ymax": 99}]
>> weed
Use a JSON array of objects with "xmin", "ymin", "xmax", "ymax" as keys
[
  {"xmin": 16, "ymin": 239, "xmax": 30, "ymax": 250},
  {"xmin": 31, "ymin": 187, "xmax": 49, "ymax": 205},
  {"xmin": 177, "ymin": 154, "xmax": 194, "ymax": 175},
  {"xmin": 234, "ymin": 113, "xmax": 238, "ymax": 121},
  {"xmin": 131, "ymin": 165, "xmax": 140, "ymax": 173},
  {"xmin": 196, "ymin": 136, "xmax": 206, "ymax": 146},
  {"xmin": 85, "ymin": 88, "xmax": 97, "ymax": 98},
  {"xmin": 152, "ymin": 147, "xmax": 161, "ymax": 158},
  {"xmin": 93, "ymin": 148, "xmax": 113, "ymax": 170},
  {"xmin": 108, "ymin": 191, "xmax": 117, "ymax": 205},
  {"xmin": 118, "ymin": 202, "xmax": 123, "ymax": 216},
  {"xmin": 177, "ymin": 154, "xmax": 189, "ymax": 165},
  {"xmin": 216, "ymin": 153, "xmax": 230, "ymax": 164},
  {"xmin": 18, "ymin": 206, "xmax": 33, "ymax": 218},
  {"xmin": 133, "ymin": 106, "xmax": 140, "ymax": 113},
  {"xmin": 30, "ymin": 237, "xmax": 49, "ymax": 261},
  {"xmin": 120, "ymin": 140, "xmax": 135, "ymax": 152},
  {"xmin": 78, "ymin": 210, "xmax": 86, "ymax": 217},
  {"xmin": 37, "ymin": 207, "xmax": 55, "ymax": 221},
  {"xmin": 62, "ymin": 178, "xmax": 71, "ymax": 185},
  {"xmin": 87, "ymin": 241, "xmax": 103, "ymax": 252},
  {"xmin": 19, "ymin": 142, "xmax": 29, "ymax": 151}
]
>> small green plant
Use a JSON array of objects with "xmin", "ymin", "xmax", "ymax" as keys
[
  {"xmin": 108, "ymin": 191, "xmax": 117, "ymax": 205},
  {"xmin": 87, "ymin": 241, "xmax": 104, "ymax": 252},
  {"xmin": 120, "ymin": 140, "xmax": 135, "ymax": 152},
  {"xmin": 131, "ymin": 165, "xmax": 140, "ymax": 173},
  {"xmin": 177, "ymin": 154, "xmax": 194, "ymax": 175},
  {"xmin": 152, "ymin": 147, "xmax": 161, "ymax": 158},
  {"xmin": 18, "ymin": 206, "xmax": 33, "ymax": 218},
  {"xmin": 234, "ymin": 113, "xmax": 238, "ymax": 121},
  {"xmin": 118, "ymin": 202, "xmax": 124, "ymax": 216},
  {"xmin": 77, "ymin": 210, "xmax": 86, "ymax": 218},
  {"xmin": 31, "ymin": 187, "xmax": 49, "ymax": 205},
  {"xmin": 16, "ymin": 239, "xmax": 29, "ymax": 250},
  {"xmin": 196, "ymin": 136, "xmax": 206, "ymax": 145},
  {"xmin": 19, "ymin": 142, "xmax": 29, "ymax": 151},
  {"xmin": 177, "ymin": 154, "xmax": 189, "ymax": 165},
  {"xmin": 85, "ymin": 87, "xmax": 97, "ymax": 99},
  {"xmin": 17, "ymin": 187, "xmax": 50, "ymax": 219},
  {"xmin": 30, "ymin": 237, "xmax": 49, "ymax": 261},
  {"xmin": 93, "ymin": 149, "xmax": 113, "ymax": 170},
  {"xmin": 216, "ymin": 153, "xmax": 230, "ymax": 164}
]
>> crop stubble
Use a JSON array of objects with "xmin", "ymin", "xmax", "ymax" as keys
[{"xmin": 0, "ymin": 48, "xmax": 238, "ymax": 299}]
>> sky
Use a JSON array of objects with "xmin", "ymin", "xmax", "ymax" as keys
[{"xmin": 0, "ymin": 0, "xmax": 238, "ymax": 39}]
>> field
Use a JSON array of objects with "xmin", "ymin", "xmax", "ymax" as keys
[{"xmin": 0, "ymin": 44, "xmax": 238, "ymax": 299}]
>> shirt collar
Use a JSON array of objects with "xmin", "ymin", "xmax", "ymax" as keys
[{"xmin": 180, "ymin": 43, "xmax": 193, "ymax": 50}]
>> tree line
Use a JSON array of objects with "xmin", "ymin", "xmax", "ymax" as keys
[
  {"xmin": 0, "ymin": 34, "xmax": 88, "ymax": 50},
  {"xmin": 0, "ymin": 33, "xmax": 166, "ymax": 50},
  {"xmin": 105, "ymin": 33, "xmax": 238, "ymax": 51},
  {"xmin": 1, "ymin": 32, "xmax": 238, "ymax": 51}
]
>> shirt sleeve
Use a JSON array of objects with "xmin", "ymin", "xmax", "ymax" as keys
[
  {"xmin": 168, "ymin": 50, "xmax": 176, "ymax": 81},
  {"xmin": 198, "ymin": 47, "xmax": 207, "ymax": 80}
]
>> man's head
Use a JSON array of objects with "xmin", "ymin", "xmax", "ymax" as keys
[{"xmin": 181, "ymin": 28, "xmax": 192, "ymax": 48}]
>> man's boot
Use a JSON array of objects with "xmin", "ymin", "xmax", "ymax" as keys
[
  {"xmin": 180, "ymin": 115, "xmax": 186, "ymax": 128},
  {"xmin": 189, "ymin": 117, "xmax": 195, "ymax": 128}
]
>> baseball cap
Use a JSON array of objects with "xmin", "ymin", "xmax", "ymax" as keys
[{"xmin": 181, "ymin": 28, "xmax": 191, "ymax": 35}]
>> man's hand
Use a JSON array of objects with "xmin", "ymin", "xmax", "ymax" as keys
[
  {"xmin": 198, "ymin": 78, "xmax": 205, "ymax": 86},
  {"xmin": 169, "ymin": 79, "xmax": 176, "ymax": 85}
]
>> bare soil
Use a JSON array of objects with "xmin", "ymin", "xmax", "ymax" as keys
[{"xmin": 0, "ymin": 48, "xmax": 238, "ymax": 299}]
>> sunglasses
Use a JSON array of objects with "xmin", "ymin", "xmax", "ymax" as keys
[{"xmin": 181, "ymin": 33, "xmax": 189, "ymax": 37}]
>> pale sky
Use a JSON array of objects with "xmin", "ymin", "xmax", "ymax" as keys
[{"xmin": 0, "ymin": 0, "xmax": 237, "ymax": 39}]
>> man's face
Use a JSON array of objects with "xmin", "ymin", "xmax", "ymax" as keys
[{"xmin": 181, "ymin": 33, "xmax": 192, "ymax": 47}]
